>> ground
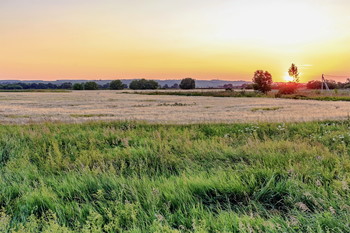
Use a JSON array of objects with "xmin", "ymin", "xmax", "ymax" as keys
[
  {"xmin": 1, "ymin": 90, "xmax": 350, "ymax": 232},
  {"xmin": 1, "ymin": 121, "xmax": 350, "ymax": 232},
  {"xmin": 1, "ymin": 90, "xmax": 350, "ymax": 124}
]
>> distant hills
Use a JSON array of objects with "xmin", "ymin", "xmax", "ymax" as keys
[{"xmin": 0, "ymin": 79, "xmax": 250, "ymax": 88}]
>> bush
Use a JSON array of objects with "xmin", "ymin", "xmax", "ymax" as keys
[
  {"xmin": 73, "ymin": 83, "xmax": 84, "ymax": 90},
  {"xmin": 110, "ymin": 80, "xmax": 125, "ymax": 90},
  {"xmin": 277, "ymin": 82, "xmax": 299, "ymax": 94},
  {"xmin": 179, "ymin": 78, "xmax": 196, "ymax": 89},
  {"xmin": 306, "ymin": 80, "xmax": 322, "ymax": 89},
  {"xmin": 129, "ymin": 79, "xmax": 159, "ymax": 90},
  {"xmin": 84, "ymin": 82, "xmax": 99, "ymax": 90}
]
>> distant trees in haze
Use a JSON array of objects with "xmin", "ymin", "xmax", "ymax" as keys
[
  {"xmin": 171, "ymin": 83, "xmax": 179, "ymax": 89},
  {"xmin": 72, "ymin": 83, "xmax": 84, "ymax": 90},
  {"xmin": 179, "ymin": 78, "xmax": 196, "ymax": 89},
  {"xmin": 129, "ymin": 79, "xmax": 160, "ymax": 90},
  {"xmin": 83, "ymin": 82, "xmax": 99, "ymax": 90},
  {"xmin": 109, "ymin": 80, "xmax": 125, "ymax": 90},
  {"xmin": 252, "ymin": 70, "xmax": 273, "ymax": 94},
  {"xmin": 306, "ymin": 80, "xmax": 346, "ymax": 89},
  {"xmin": 0, "ymin": 82, "xmax": 73, "ymax": 90}
]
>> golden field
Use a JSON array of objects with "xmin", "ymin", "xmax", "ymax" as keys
[{"xmin": 0, "ymin": 90, "xmax": 350, "ymax": 124}]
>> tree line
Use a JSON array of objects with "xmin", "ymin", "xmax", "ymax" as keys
[{"xmin": 0, "ymin": 78, "xmax": 197, "ymax": 90}]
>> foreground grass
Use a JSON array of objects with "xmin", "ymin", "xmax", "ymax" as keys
[{"xmin": 1, "ymin": 121, "xmax": 350, "ymax": 232}]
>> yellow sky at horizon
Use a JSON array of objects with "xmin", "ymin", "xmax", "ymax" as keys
[{"xmin": 1, "ymin": 0, "xmax": 350, "ymax": 82}]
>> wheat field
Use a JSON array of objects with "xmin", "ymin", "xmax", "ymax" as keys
[{"xmin": 0, "ymin": 90, "xmax": 349, "ymax": 124}]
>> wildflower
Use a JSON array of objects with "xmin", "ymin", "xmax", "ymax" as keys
[
  {"xmin": 152, "ymin": 188, "xmax": 160, "ymax": 196},
  {"xmin": 316, "ymin": 179, "xmax": 322, "ymax": 186},
  {"xmin": 289, "ymin": 216, "xmax": 299, "ymax": 226},
  {"xmin": 342, "ymin": 181, "xmax": 348, "ymax": 190},
  {"xmin": 155, "ymin": 214, "xmax": 164, "ymax": 221},
  {"xmin": 295, "ymin": 202, "xmax": 310, "ymax": 212}
]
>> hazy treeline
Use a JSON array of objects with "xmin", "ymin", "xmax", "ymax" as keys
[
  {"xmin": 306, "ymin": 79, "xmax": 350, "ymax": 89},
  {"xmin": 0, "ymin": 78, "xmax": 197, "ymax": 90}
]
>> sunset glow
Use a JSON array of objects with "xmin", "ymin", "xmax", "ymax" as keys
[
  {"xmin": 1, "ymin": 0, "xmax": 350, "ymax": 82},
  {"xmin": 283, "ymin": 74, "xmax": 294, "ymax": 82}
]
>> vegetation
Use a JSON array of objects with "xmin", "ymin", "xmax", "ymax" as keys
[
  {"xmin": 0, "ymin": 89, "xmax": 71, "ymax": 93},
  {"xmin": 0, "ymin": 82, "xmax": 73, "ymax": 90},
  {"xmin": 179, "ymin": 78, "xmax": 196, "ymax": 89},
  {"xmin": 84, "ymin": 82, "xmax": 99, "ymax": 90},
  {"xmin": 1, "ymin": 120, "xmax": 350, "ymax": 232},
  {"xmin": 277, "ymin": 82, "xmax": 300, "ymax": 95},
  {"xmin": 251, "ymin": 106, "xmax": 283, "ymax": 112},
  {"xmin": 72, "ymin": 83, "xmax": 84, "ymax": 90},
  {"xmin": 307, "ymin": 80, "xmax": 342, "ymax": 90},
  {"xmin": 137, "ymin": 90, "xmax": 263, "ymax": 98},
  {"xmin": 252, "ymin": 70, "xmax": 273, "ymax": 94},
  {"xmin": 132, "ymin": 89, "xmax": 350, "ymax": 103},
  {"xmin": 288, "ymin": 64, "xmax": 300, "ymax": 83},
  {"xmin": 110, "ymin": 80, "xmax": 126, "ymax": 90},
  {"xmin": 129, "ymin": 79, "xmax": 160, "ymax": 90}
]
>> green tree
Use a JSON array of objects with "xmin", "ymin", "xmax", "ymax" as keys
[
  {"xmin": 73, "ymin": 83, "xmax": 84, "ymax": 90},
  {"xmin": 129, "ymin": 79, "xmax": 159, "ymax": 90},
  {"xmin": 252, "ymin": 70, "xmax": 273, "ymax": 94},
  {"xmin": 84, "ymin": 82, "xmax": 99, "ymax": 90},
  {"xmin": 179, "ymin": 78, "xmax": 195, "ymax": 89},
  {"xmin": 109, "ymin": 80, "xmax": 125, "ymax": 90},
  {"xmin": 288, "ymin": 63, "xmax": 299, "ymax": 83},
  {"xmin": 60, "ymin": 82, "xmax": 73, "ymax": 89}
]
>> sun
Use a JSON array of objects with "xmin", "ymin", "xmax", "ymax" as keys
[{"xmin": 284, "ymin": 74, "xmax": 294, "ymax": 82}]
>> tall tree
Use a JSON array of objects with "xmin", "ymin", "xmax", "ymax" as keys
[
  {"xmin": 288, "ymin": 63, "xmax": 299, "ymax": 83},
  {"xmin": 252, "ymin": 70, "xmax": 273, "ymax": 94}
]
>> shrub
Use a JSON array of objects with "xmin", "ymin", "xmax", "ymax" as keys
[
  {"xmin": 84, "ymin": 82, "xmax": 99, "ymax": 90},
  {"xmin": 129, "ymin": 79, "xmax": 159, "ymax": 90},
  {"xmin": 72, "ymin": 83, "xmax": 84, "ymax": 90},
  {"xmin": 110, "ymin": 80, "xmax": 125, "ymax": 90},
  {"xmin": 277, "ymin": 82, "xmax": 299, "ymax": 94},
  {"xmin": 306, "ymin": 80, "xmax": 322, "ymax": 89},
  {"xmin": 180, "ymin": 78, "xmax": 196, "ymax": 89}
]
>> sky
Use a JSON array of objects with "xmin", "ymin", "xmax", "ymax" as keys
[{"xmin": 1, "ymin": 0, "xmax": 350, "ymax": 82}]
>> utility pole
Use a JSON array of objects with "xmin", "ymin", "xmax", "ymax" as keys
[{"xmin": 321, "ymin": 74, "xmax": 329, "ymax": 91}]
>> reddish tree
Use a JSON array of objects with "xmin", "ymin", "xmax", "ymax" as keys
[{"xmin": 252, "ymin": 70, "xmax": 273, "ymax": 94}]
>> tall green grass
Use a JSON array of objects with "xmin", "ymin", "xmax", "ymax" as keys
[{"xmin": 1, "ymin": 121, "xmax": 350, "ymax": 232}]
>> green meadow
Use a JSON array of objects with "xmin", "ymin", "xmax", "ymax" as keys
[{"xmin": 1, "ymin": 121, "xmax": 350, "ymax": 232}]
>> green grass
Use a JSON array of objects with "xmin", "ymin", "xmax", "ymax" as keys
[
  {"xmin": 135, "ymin": 90, "xmax": 263, "ymax": 98},
  {"xmin": 2, "ymin": 114, "xmax": 30, "ymax": 119},
  {"xmin": 133, "ymin": 90, "xmax": 350, "ymax": 102},
  {"xmin": 1, "ymin": 121, "xmax": 350, "ymax": 232},
  {"xmin": 282, "ymin": 95, "xmax": 350, "ymax": 101}
]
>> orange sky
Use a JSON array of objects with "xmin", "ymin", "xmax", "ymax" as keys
[{"xmin": 1, "ymin": 0, "xmax": 350, "ymax": 82}]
